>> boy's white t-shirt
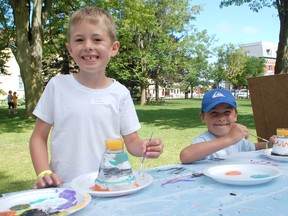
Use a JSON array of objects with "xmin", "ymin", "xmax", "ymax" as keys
[
  {"xmin": 192, "ymin": 131, "xmax": 256, "ymax": 160},
  {"xmin": 33, "ymin": 74, "xmax": 141, "ymax": 182}
]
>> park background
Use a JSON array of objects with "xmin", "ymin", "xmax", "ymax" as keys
[{"xmin": 0, "ymin": 0, "xmax": 286, "ymax": 195}]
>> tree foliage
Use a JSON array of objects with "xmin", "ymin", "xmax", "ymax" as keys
[
  {"xmin": 238, "ymin": 55, "xmax": 265, "ymax": 87},
  {"xmin": 213, "ymin": 44, "xmax": 265, "ymax": 88},
  {"xmin": 0, "ymin": 0, "xmax": 215, "ymax": 114},
  {"xmin": 220, "ymin": 0, "xmax": 288, "ymax": 74},
  {"xmin": 106, "ymin": 0, "xmax": 213, "ymax": 104}
]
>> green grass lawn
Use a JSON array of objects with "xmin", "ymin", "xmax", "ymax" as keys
[{"xmin": 0, "ymin": 98, "xmax": 257, "ymax": 194}]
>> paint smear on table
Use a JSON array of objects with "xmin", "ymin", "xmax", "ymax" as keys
[
  {"xmin": 161, "ymin": 173, "xmax": 203, "ymax": 187},
  {"xmin": 156, "ymin": 167, "xmax": 187, "ymax": 175},
  {"xmin": 251, "ymin": 160, "xmax": 279, "ymax": 166}
]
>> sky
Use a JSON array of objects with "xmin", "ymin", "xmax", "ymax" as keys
[{"xmin": 191, "ymin": 0, "xmax": 279, "ymax": 46}]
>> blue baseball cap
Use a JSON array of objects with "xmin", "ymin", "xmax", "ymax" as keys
[{"xmin": 202, "ymin": 88, "xmax": 237, "ymax": 112}]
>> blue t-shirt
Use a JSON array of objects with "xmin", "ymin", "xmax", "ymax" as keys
[{"xmin": 192, "ymin": 131, "xmax": 256, "ymax": 160}]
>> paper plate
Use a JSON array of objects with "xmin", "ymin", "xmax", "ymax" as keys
[
  {"xmin": 70, "ymin": 171, "xmax": 153, "ymax": 197},
  {"xmin": 262, "ymin": 149, "xmax": 288, "ymax": 162},
  {"xmin": 203, "ymin": 164, "xmax": 281, "ymax": 185},
  {"xmin": 0, "ymin": 188, "xmax": 91, "ymax": 215}
]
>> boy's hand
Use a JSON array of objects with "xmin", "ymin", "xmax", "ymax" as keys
[
  {"xmin": 229, "ymin": 123, "xmax": 249, "ymax": 143},
  {"xmin": 269, "ymin": 135, "xmax": 277, "ymax": 145},
  {"xmin": 144, "ymin": 138, "xmax": 164, "ymax": 159},
  {"xmin": 33, "ymin": 173, "xmax": 63, "ymax": 189}
]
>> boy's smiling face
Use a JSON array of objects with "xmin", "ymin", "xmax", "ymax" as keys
[
  {"xmin": 200, "ymin": 103, "xmax": 238, "ymax": 137},
  {"xmin": 66, "ymin": 18, "xmax": 119, "ymax": 75}
]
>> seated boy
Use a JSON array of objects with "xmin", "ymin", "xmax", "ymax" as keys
[{"xmin": 180, "ymin": 88, "xmax": 270, "ymax": 163}]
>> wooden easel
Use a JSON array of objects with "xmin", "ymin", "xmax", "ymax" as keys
[{"xmin": 248, "ymin": 74, "xmax": 288, "ymax": 140}]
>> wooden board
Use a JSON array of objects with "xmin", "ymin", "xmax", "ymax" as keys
[{"xmin": 248, "ymin": 74, "xmax": 288, "ymax": 140}]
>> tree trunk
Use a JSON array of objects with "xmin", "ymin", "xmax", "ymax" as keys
[
  {"xmin": 190, "ymin": 85, "xmax": 194, "ymax": 98},
  {"xmin": 275, "ymin": 0, "xmax": 288, "ymax": 74},
  {"xmin": 155, "ymin": 80, "xmax": 159, "ymax": 101},
  {"xmin": 10, "ymin": 0, "xmax": 52, "ymax": 117},
  {"xmin": 140, "ymin": 83, "xmax": 146, "ymax": 105}
]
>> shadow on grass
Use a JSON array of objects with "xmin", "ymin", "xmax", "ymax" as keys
[
  {"xmin": 137, "ymin": 106, "xmax": 256, "ymax": 130},
  {"xmin": 0, "ymin": 107, "xmax": 35, "ymax": 134},
  {"xmin": 0, "ymin": 170, "xmax": 34, "ymax": 194},
  {"xmin": 0, "ymin": 99, "xmax": 256, "ymax": 133},
  {"xmin": 137, "ymin": 107, "xmax": 203, "ymax": 129}
]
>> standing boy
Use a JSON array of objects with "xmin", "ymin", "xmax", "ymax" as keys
[{"xmin": 30, "ymin": 6, "xmax": 163, "ymax": 189}]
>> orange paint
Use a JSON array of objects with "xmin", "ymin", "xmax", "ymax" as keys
[
  {"xmin": 90, "ymin": 185, "xmax": 110, "ymax": 192},
  {"xmin": 225, "ymin": 170, "xmax": 242, "ymax": 176},
  {"xmin": 0, "ymin": 211, "xmax": 17, "ymax": 216}
]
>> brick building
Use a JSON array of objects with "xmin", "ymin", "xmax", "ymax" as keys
[{"xmin": 241, "ymin": 41, "xmax": 278, "ymax": 76}]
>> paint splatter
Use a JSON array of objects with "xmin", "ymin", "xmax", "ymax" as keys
[
  {"xmin": 225, "ymin": 171, "xmax": 242, "ymax": 176},
  {"xmin": 251, "ymin": 160, "xmax": 279, "ymax": 166},
  {"xmin": 250, "ymin": 174, "xmax": 270, "ymax": 179},
  {"xmin": 209, "ymin": 157, "xmax": 225, "ymax": 161},
  {"xmin": 19, "ymin": 209, "xmax": 48, "ymax": 216},
  {"xmin": 161, "ymin": 172, "xmax": 203, "ymax": 187},
  {"xmin": 10, "ymin": 204, "xmax": 30, "ymax": 211},
  {"xmin": 156, "ymin": 167, "xmax": 186, "ymax": 175}
]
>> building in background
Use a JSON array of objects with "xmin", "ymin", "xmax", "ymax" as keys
[
  {"xmin": 241, "ymin": 41, "xmax": 277, "ymax": 76},
  {"xmin": 0, "ymin": 49, "xmax": 24, "ymax": 100}
]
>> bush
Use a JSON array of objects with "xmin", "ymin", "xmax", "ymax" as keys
[{"xmin": 18, "ymin": 98, "xmax": 25, "ymax": 106}]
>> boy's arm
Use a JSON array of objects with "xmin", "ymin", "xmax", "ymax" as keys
[
  {"xmin": 180, "ymin": 123, "xmax": 248, "ymax": 164},
  {"xmin": 254, "ymin": 135, "xmax": 276, "ymax": 150},
  {"xmin": 180, "ymin": 136, "xmax": 235, "ymax": 163},
  {"xmin": 29, "ymin": 118, "xmax": 62, "ymax": 188},
  {"xmin": 123, "ymin": 132, "xmax": 163, "ymax": 159}
]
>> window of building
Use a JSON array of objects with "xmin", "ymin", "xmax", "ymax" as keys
[
  {"xmin": 18, "ymin": 75, "xmax": 24, "ymax": 90},
  {"xmin": 266, "ymin": 49, "xmax": 272, "ymax": 56}
]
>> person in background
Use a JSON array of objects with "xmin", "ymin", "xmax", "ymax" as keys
[
  {"xmin": 180, "ymin": 88, "xmax": 271, "ymax": 163},
  {"xmin": 29, "ymin": 6, "xmax": 164, "ymax": 189},
  {"xmin": 13, "ymin": 91, "xmax": 18, "ymax": 114},
  {"xmin": 7, "ymin": 90, "xmax": 14, "ymax": 114}
]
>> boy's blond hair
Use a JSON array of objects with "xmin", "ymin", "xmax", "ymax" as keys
[{"xmin": 67, "ymin": 6, "xmax": 117, "ymax": 42}]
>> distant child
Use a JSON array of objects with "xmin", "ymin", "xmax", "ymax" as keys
[
  {"xmin": 29, "ymin": 6, "xmax": 164, "ymax": 189},
  {"xmin": 13, "ymin": 91, "xmax": 18, "ymax": 114},
  {"xmin": 180, "ymin": 88, "xmax": 270, "ymax": 163},
  {"xmin": 7, "ymin": 90, "xmax": 14, "ymax": 114}
]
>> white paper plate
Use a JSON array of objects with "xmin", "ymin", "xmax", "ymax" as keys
[
  {"xmin": 0, "ymin": 188, "xmax": 91, "ymax": 215},
  {"xmin": 70, "ymin": 171, "xmax": 153, "ymax": 197},
  {"xmin": 203, "ymin": 164, "xmax": 282, "ymax": 185},
  {"xmin": 262, "ymin": 149, "xmax": 288, "ymax": 162}
]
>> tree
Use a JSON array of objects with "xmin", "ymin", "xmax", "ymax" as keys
[
  {"xmin": 215, "ymin": 44, "xmax": 247, "ymax": 88},
  {"xmin": 237, "ymin": 55, "xmax": 265, "ymax": 87},
  {"xmin": 106, "ymin": 0, "xmax": 209, "ymax": 105},
  {"xmin": 213, "ymin": 44, "xmax": 266, "ymax": 89},
  {"xmin": 179, "ymin": 31, "xmax": 214, "ymax": 98},
  {"xmin": 0, "ymin": 0, "xmax": 52, "ymax": 116},
  {"xmin": 220, "ymin": 0, "xmax": 288, "ymax": 74}
]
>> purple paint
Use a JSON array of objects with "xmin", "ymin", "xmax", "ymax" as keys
[{"xmin": 56, "ymin": 189, "xmax": 77, "ymax": 210}]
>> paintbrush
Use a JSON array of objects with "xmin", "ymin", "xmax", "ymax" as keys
[
  {"xmin": 138, "ymin": 132, "xmax": 154, "ymax": 175},
  {"xmin": 250, "ymin": 134, "xmax": 269, "ymax": 143}
]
